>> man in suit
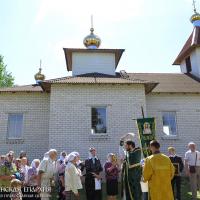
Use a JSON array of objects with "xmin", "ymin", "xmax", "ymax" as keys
[
  {"xmin": 168, "ymin": 147, "xmax": 184, "ymax": 200},
  {"xmin": 85, "ymin": 147, "xmax": 103, "ymax": 200}
]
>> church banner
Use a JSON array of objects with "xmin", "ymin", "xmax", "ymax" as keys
[{"xmin": 136, "ymin": 117, "xmax": 156, "ymax": 158}]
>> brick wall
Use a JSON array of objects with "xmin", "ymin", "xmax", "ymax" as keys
[
  {"xmin": 146, "ymin": 93, "xmax": 200, "ymax": 158},
  {"xmin": 48, "ymin": 84, "xmax": 146, "ymax": 162},
  {"xmin": 1, "ymin": 87, "xmax": 199, "ymax": 163},
  {"xmin": 0, "ymin": 92, "xmax": 50, "ymax": 160}
]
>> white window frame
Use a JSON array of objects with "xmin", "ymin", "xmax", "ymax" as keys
[
  {"xmin": 7, "ymin": 113, "xmax": 24, "ymax": 139},
  {"xmin": 162, "ymin": 111, "xmax": 177, "ymax": 136},
  {"xmin": 91, "ymin": 106, "xmax": 107, "ymax": 135}
]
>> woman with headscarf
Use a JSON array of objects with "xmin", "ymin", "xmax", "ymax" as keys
[
  {"xmin": 104, "ymin": 153, "xmax": 120, "ymax": 200},
  {"xmin": 64, "ymin": 153, "xmax": 83, "ymax": 200},
  {"xmin": 69, "ymin": 152, "xmax": 84, "ymax": 172},
  {"xmin": 56, "ymin": 151, "xmax": 67, "ymax": 200},
  {"xmin": 24, "ymin": 159, "xmax": 41, "ymax": 200}
]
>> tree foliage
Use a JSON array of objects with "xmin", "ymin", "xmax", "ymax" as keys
[{"xmin": 0, "ymin": 55, "xmax": 14, "ymax": 87}]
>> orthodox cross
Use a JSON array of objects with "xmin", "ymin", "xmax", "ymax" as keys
[{"xmin": 193, "ymin": 0, "xmax": 197, "ymax": 12}]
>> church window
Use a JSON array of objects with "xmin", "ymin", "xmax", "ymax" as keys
[
  {"xmin": 91, "ymin": 107, "xmax": 107, "ymax": 134},
  {"xmin": 162, "ymin": 112, "xmax": 177, "ymax": 136},
  {"xmin": 7, "ymin": 114, "xmax": 23, "ymax": 139},
  {"xmin": 185, "ymin": 56, "xmax": 192, "ymax": 73}
]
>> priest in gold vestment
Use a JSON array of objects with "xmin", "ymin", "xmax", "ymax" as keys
[{"xmin": 143, "ymin": 140, "xmax": 175, "ymax": 200}]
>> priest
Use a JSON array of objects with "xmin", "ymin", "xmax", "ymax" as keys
[
  {"xmin": 120, "ymin": 140, "xmax": 142, "ymax": 200},
  {"xmin": 143, "ymin": 140, "xmax": 175, "ymax": 200}
]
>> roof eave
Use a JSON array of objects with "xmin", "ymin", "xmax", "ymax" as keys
[
  {"xmin": 173, "ymin": 27, "xmax": 200, "ymax": 65},
  {"xmin": 42, "ymin": 80, "xmax": 158, "ymax": 96},
  {"xmin": 144, "ymin": 82, "xmax": 159, "ymax": 94},
  {"xmin": 173, "ymin": 45, "xmax": 197, "ymax": 65}
]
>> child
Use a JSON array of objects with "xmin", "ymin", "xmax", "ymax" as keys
[{"xmin": 10, "ymin": 179, "xmax": 22, "ymax": 200}]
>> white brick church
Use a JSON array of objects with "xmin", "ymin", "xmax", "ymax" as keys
[{"xmin": 1, "ymin": 12, "xmax": 200, "ymax": 161}]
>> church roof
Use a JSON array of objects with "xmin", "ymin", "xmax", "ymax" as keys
[
  {"xmin": 173, "ymin": 26, "xmax": 200, "ymax": 65},
  {"xmin": 0, "ymin": 85, "xmax": 43, "ymax": 93},
  {"xmin": 42, "ymin": 72, "xmax": 158, "ymax": 94},
  {"xmin": 129, "ymin": 73, "xmax": 200, "ymax": 93},
  {"xmin": 0, "ymin": 73, "xmax": 200, "ymax": 94}
]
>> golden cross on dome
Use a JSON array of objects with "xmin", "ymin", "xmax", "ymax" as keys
[
  {"xmin": 193, "ymin": 0, "xmax": 197, "ymax": 12},
  {"xmin": 90, "ymin": 15, "xmax": 94, "ymax": 33},
  {"xmin": 91, "ymin": 15, "xmax": 93, "ymax": 29},
  {"xmin": 39, "ymin": 59, "xmax": 42, "ymax": 70}
]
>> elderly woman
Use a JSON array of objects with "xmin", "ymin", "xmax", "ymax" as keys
[
  {"xmin": 104, "ymin": 153, "xmax": 120, "ymax": 200},
  {"xmin": 24, "ymin": 159, "xmax": 41, "ymax": 200},
  {"xmin": 56, "ymin": 151, "xmax": 67, "ymax": 200},
  {"xmin": 65, "ymin": 153, "xmax": 82, "ymax": 200},
  {"xmin": 38, "ymin": 149, "xmax": 57, "ymax": 200}
]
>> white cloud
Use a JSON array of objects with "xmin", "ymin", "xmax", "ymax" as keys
[{"xmin": 35, "ymin": 0, "xmax": 144, "ymax": 25}]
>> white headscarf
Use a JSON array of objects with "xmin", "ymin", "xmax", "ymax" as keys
[
  {"xmin": 107, "ymin": 153, "xmax": 114, "ymax": 162},
  {"xmin": 43, "ymin": 152, "xmax": 49, "ymax": 160},
  {"xmin": 70, "ymin": 152, "xmax": 80, "ymax": 157},
  {"xmin": 67, "ymin": 153, "xmax": 76, "ymax": 162},
  {"xmin": 31, "ymin": 159, "xmax": 40, "ymax": 168},
  {"xmin": 43, "ymin": 149, "xmax": 57, "ymax": 160},
  {"xmin": 48, "ymin": 149, "xmax": 57, "ymax": 155}
]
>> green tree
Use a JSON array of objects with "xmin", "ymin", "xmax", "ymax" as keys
[{"xmin": 0, "ymin": 55, "xmax": 14, "ymax": 87}]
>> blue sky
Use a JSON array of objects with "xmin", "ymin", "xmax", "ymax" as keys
[{"xmin": 0, "ymin": 0, "xmax": 198, "ymax": 85}]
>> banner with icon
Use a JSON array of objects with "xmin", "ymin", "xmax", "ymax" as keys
[{"xmin": 136, "ymin": 117, "xmax": 156, "ymax": 158}]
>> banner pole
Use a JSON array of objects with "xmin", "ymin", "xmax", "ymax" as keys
[
  {"xmin": 141, "ymin": 106, "xmax": 145, "ymax": 119},
  {"xmin": 139, "ymin": 106, "xmax": 145, "ymax": 159}
]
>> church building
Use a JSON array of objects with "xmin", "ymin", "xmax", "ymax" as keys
[{"xmin": 0, "ymin": 11, "xmax": 200, "ymax": 161}]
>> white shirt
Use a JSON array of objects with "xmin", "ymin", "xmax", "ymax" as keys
[
  {"xmin": 38, "ymin": 158, "xmax": 57, "ymax": 179},
  {"xmin": 185, "ymin": 150, "xmax": 200, "ymax": 166},
  {"xmin": 65, "ymin": 162, "xmax": 82, "ymax": 194}
]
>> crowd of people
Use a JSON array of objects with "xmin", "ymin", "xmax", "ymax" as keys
[{"xmin": 0, "ymin": 138, "xmax": 200, "ymax": 200}]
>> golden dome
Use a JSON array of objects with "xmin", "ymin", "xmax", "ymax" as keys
[
  {"xmin": 190, "ymin": 11, "xmax": 200, "ymax": 23},
  {"xmin": 83, "ymin": 28, "xmax": 101, "ymax": 49},
  {"xmin": 34, "ymin": 68, "xmax": 45, "ymax": 82}
]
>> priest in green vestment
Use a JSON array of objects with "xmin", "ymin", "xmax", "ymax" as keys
[{"xmin": 121, "ymin": 140, "xmax": 142, "ymax": 200}]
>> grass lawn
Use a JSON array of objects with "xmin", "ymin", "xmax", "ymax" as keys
[
  {"xmin": 51, "ymin": 177, "xmax": 200, "ymax": 199},
  {"xmin": 78, "ymin": 177, "xmax": 200, "ymax": 200},
  {"xmin": 181, "ymin": 177, "xmax": 200, "ymax": 200}
]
